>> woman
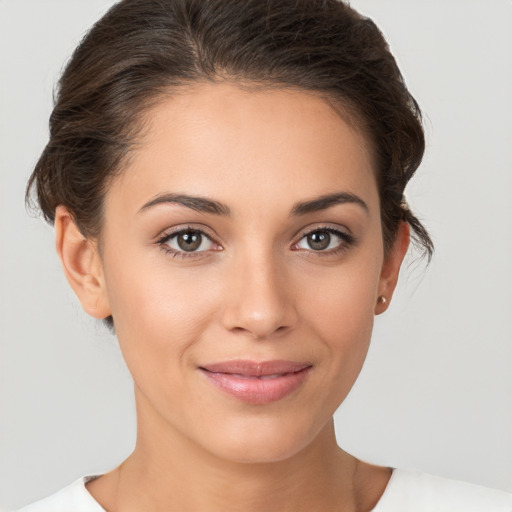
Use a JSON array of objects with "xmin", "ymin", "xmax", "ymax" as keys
[{"xmin": 14, "ymin": 0, "xmax": 512, "ymax": 510}]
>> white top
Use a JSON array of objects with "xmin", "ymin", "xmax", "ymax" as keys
[{"xmin": 16, "ymin": 469, "xmax": 512, "ymax": 511}]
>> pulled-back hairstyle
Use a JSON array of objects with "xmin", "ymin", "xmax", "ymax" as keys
[{"xmin": 27, "ymin": 0, "xmax": 433, "ymax": 261}]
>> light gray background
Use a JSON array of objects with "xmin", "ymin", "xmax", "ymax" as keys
[{"xmin": 1, "ymin": 0, "xmax": 511, "ymax": 509}]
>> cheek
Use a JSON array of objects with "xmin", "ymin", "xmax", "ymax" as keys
[
  {"xmin": 298, "ymin": 250, "xmax": 382, "ymax": 392},
  {"xmin": 302, "ymin": 256, "xmax": 380, "ymax": 343},
  {"xmin": 102, "ymin": 249, "xmax": 220, "ymax": 372},
  {"xmin": 312, "ymin": 284, "xmax": 375, "ymax": 384}
]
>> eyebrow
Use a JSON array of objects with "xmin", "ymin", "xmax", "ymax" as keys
[
  {"xmin": 138, "ymin": 191, "xmax": 368, "ymax": 217},
  {"xmin": 139, "ymin": 193, "xmax": 231, "ymax": 216},
  {"xmin": 291, "ymin": 192, "xmax": 368, "ymax": 216}
]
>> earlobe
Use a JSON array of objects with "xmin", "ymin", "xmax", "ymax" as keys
[
  {"xmin": 55, "ymin": 206, "xmax": 112, "ymax": 319},
  {"xmin": 375, "ymin": 222, "xmax": 410, "ymax": 315}
]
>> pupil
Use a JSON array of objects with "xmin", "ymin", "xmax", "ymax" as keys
[
  {"xmin": 308, "ymin": 231, "xmax": 330, "ymax": 250},
  {"xmin": 177, "ymin": 231, "xmax": 201, "ymax": 251}
]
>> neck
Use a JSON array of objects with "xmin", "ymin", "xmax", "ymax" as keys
[
  {"xmin": 123, "ymin": 425, "xmax": 357, "ymax": 511},
  {"xmin": 87, "ymin": 391, "xmax": 389, "ymax": 512}
]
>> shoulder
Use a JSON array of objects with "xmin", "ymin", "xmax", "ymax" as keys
[
  {"xmin": 373, "ymin": 468, "xmax": 512, "ymax": 512},
  {"xmin": 14, "ymin": 477, "xmax": 104, "ymax": 512}
]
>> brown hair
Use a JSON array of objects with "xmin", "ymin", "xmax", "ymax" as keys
[{"xmin": 27, "ymin": 0, "xmax": 433, "ymax": 259}]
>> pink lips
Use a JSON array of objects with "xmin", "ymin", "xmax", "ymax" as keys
[{"xmin": 199, "ymin": 360, "xmax": 312, "ymax": 405}]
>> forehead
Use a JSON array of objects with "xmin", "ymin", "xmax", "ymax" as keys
[{"xmin": 110, "ymin": 82, "xmax": 378, "ymax": 215}]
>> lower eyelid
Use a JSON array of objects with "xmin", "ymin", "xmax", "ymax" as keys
[
  {"xmin": 294, "ymin": 228, "xmax": 352, "ymax": 245},
  {"xmin": 156, "ymin": 227, "xmax": 224, "ymax": 258},
  {"xmin": 156, "ymin": 226, "xmax": 354, "ymax": 258}
]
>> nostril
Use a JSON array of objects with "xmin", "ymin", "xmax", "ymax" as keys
[
  {"xmin": 227, "ymin": 323, "xmax": 290, "ymax": 340},
  {"xmin": 220, "ymin": 273, "xmax": 298, "ymax": 338}
]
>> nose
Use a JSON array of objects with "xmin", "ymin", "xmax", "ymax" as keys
[{"xmin": 221, "ymin": 251, "xmax": 298, "ymax": 340}]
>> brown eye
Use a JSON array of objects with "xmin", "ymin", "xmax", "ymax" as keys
[
  {"xmin": 160, "ymin": 229, "xmax": 217, "ymax": 254},
  {"xmin": 177, "ymin": 230, "xmax": 202, "ymax": 251},
  {"xmin": 293, "ymin": 227, "xmax": 353, "ymax": 254},
  {"xmin": 306, "ymin": 231, "xmax": 331, "ymax": 251}
]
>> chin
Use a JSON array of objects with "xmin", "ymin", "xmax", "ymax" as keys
[{"xmin": 197, "ymin": 414, "xmax": 329, "ymax": 465}]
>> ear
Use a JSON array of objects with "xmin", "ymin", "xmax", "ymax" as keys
[
  {"xmin": 55, "ymin": 205, "xmax": 112, "ymax": 319},
  {"xmin": 375, "ymin": 221, "xmax": 410, "ymax": 315}
]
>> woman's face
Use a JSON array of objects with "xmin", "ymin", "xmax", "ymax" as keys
[{"xmin": 72, "ymin": 83, "xmax": 404, "ymax": 463}]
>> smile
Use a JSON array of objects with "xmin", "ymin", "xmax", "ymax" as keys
[{"xmin": 199, "ymin": 360, "xmax": 312, "ymax": 405}]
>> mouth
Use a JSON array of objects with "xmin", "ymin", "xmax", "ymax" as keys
[{"xmin": 199, "ymin": 360, "xmax": 313, "ymax": 405}]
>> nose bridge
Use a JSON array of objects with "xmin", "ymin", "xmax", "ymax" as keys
[{"xmin": 221, "ymin": 245, "xmax": 296, "ymax": 339}]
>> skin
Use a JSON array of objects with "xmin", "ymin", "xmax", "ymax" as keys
[{"xmin": 56, "ymin": 82, "xmax": 409, "ymax": 512}]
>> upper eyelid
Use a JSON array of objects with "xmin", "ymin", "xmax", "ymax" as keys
[
  {"xmin": 157, "ymin": 227, "xmax": 221, "ymax": 257},
  {"xmin": 291, "ymin": 226, "xmax": 356, "ymax": 254},
  {"xmin": 156, "ymin": 224, "xmax": 218, "ymax": 243},
  {"xmin": 155, "ymin": 223, "xmax": 353, "ymax": 249},
  {"xmin": 293, "ymin": 223, "xmax": 352, "ymax": 241}
]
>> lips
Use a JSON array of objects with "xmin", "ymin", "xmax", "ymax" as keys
[{"xmin": 199, "ymin": 360, "xmax": 312, "ymax": 405}]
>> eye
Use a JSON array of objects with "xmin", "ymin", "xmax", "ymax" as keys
[
  {"xmin": 158, "ymin": 228, "xmax": 219, "ymax": 256},
  {"xmin": 293, "ymin": 227, "xmax": 354, "ymax": 253}
]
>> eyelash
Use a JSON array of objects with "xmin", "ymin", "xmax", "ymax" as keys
[
  {"xmin": 156, "ymin": 225, "xmax": 356, "ymax": 259},
  {"xmin": 291, "ymin": 226, "xmax": 356, "ymax": 257},
  {"xmin": 156, "ymin": 226, "xmax": 221, "ymax": 260}
]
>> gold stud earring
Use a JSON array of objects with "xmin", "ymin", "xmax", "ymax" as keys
[{"xmin": 378, "ymin": 296, "xmax": 387, "ymax": 305}]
